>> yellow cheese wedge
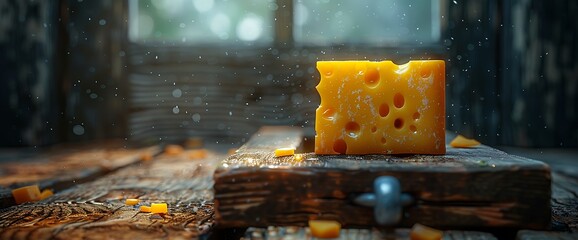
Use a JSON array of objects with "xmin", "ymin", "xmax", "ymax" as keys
[
  {"xmin": 315, "ymin": 60, "xmax": 445, "ymax": 155},
  {"xmin": 449, "ymin": 135, "xmax": 481, "ymax": 148},
  {"xmin": 125, "ymin": 198, "xmax": 140, "ymax": 206},
  {"xmin": 309, "ymin": 220, "xmax": 341, "ymax": 238},
  {"xmin": 151, "ymin": 203, "xmax": 168, "ymax": 214},
  {"xmin": 410, "ymin": 223, "xmax": 443, "ymax": 240},
  {"xmin": 274, "ymin": 147, "xmax": 296, "ymax": 157},
  {"xmin": 12, "ymin": 185, "xmax": 41, "ymax": 204}
]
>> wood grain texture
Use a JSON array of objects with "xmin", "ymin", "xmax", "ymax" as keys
[
  {"xmin": 214, "ymin": 126, "xmax": 551, "ymax": 229},
  {"xmin": 0, "ymin": 148, "xmax": 221, "ymax": 240},
  {"xmin": 0, "ymin": 141, "xmax": 160, "ymax": 208},
  {"xmin": 550, "ymin": 172, "xmax": 578, "ymax": 232}
]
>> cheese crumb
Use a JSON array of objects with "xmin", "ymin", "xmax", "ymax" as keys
[
  {"xmin": 165, "ymin": 145, "xmax": 184, "ymax": 155},
  {"xmin": 449, "ymin": 135, "xmax": 481, "ymax": 148},
  {"xmin": 39, "ymin": 189, "xmax": 54, "ymax": 200},
  {"xmin": 294, "ymin": 154, "xmax": 303, "ymax": 161},
  {"xmin": 309, "ymin": 220, "xmax": 341, "ymax": 238},
  {"xmin": 12, "ymin": 185, "xmax": 41, "ymax": 204},
  {"xmin": 140, "ymin": 205, "xmax": 152, "ymax": 213},
  {"xmin": 151, "ymin": 203, "xmax": 168, "ymax": 214},
  {"xmin": 274, "ymin": 147, "xmax": 296, "ymax": 157},
  {"xmin": 410, "ymin": 223, "xmax": 443, "ymax": 240},
  {"xmin": 141, "ymin": 152, "xmax": 153, "ymax": 161},
  {"xmin": 125, "ymin": 198, "xmax": 140, "ymax": 206},
  {"xmin": 228, "ymin": 148, "xmax": 238, "ymax": 155}
]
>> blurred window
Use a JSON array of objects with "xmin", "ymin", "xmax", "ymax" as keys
[
  {"xmin": 294, "ymin": 0, "xmax": 440, "ymax": 45},
  {"xmin": 129, "ymin": 0, "xmax": 441, "ymax": 45},
  {"xmin": 129, "ymin": 0, "xmax": 276, "ymax": 44}
]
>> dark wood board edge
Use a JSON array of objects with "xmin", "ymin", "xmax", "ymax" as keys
[
  {"xmin": 214, "ymin": 167, "xmax": 551, "ymax": 229},
  {"xmin": 214, "ymin": 126, "xmax": 552, "ymax": 229}
]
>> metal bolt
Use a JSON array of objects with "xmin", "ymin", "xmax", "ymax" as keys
[{"xmin": 353, "ymin": 176, "xmax": 413, "ymax": 225}]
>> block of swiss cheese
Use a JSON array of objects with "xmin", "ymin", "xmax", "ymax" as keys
[{"xmin": 315, "ymin": 60, "xmax": 445, "ymax": 155}]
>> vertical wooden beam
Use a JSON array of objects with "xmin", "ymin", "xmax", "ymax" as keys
[{"xmin": 274, "ymin": 0, "xmax": 294, "ymax": 47}]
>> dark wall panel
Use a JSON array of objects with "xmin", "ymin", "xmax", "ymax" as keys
[
  {"xmin": 445, "ymin": 0, "xmax": 501, "ymax": 146},
  {"xmin": 60, "ymin": 0, "xmax": 128, "ymax": 143},
  {"xmin": 0, "ymin": 0, "xmax": 61, "ymax": 147},
  {"xmin": 501, "ymin": 0, "xmax": 578, "ymax": 147}
]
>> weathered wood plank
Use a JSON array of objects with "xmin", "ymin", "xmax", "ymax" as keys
[
  {"xmin": 0, "ymin": 147, "xmax": 222, "ymax": 240},
  {"xmin": 0, "ymin": 141, "xmax": 160, "ymax": 208},
  {"xmin": 550, "ymin": 172, "xmax": 578, "ymax": 232},
  {"xmin": 500, "ymin": 146, "xmax": 578, "ymax": 233},
  {"xmin": 214, "ymin": 126, "xmax": 551, "ymax": 229}
]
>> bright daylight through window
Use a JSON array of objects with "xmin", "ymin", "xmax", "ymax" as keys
[
  {"xmin": 129, "ymin": 0, "xmax": 441, "ymax": 45},
  {"xmin": 129, "ymin": 0, "xmax": 275, "ymax": 44}
]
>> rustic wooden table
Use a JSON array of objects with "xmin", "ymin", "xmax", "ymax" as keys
[{"xmin": 0, "ymin": 136, "xmax": 576, "ymax": 240}]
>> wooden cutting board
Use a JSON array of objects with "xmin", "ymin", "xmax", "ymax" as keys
[{"xmin": 214, "ymin": 126, "xmax": 551, "ymax": 229}]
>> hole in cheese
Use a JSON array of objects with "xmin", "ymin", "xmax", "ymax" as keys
[
  {"xmin": 333, "ymin": 139, "xmax": 347, "ymax": 154},
  {"xmin": 380, "ymin": 137, "xmax": 387, "ymax": 144},
  {"xmin": 420, "ymin": 68, "xmax": 432, "ymax": 78},
  {"xmin": 322, "ymin": 65, "xmax": 334, "ymax": 77},
  {"xmin": 394, "ymin": 93, "xmax": 405, "ymax": 108},
  {"xmin": 364, "ymin": 67, "xmax": 380, "ymax": 87},
  {"xmin": 345, "ymin": 121, "xmax": 360, "ymax": 137},
  {"xmin": 413, "ymin": 111, "xmax": 421, "ymax": 120},
  {"xmin": 322, "ymin": 108, "xmax": 335, "ymax": 120},
  {"xmin": 371, "ymin": 126, "xmax": 377, "ymax": 133},
  {"xmin": 410, "ymin": 125, "xmax": 417, "ymax": 133},
  {"xmin": 394, "ymin": 118, "xmax": 404, "ymax": 129},
  {"xmin": 379, "ymin": 103, "xmax": 390, "ymax": 117}
]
